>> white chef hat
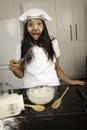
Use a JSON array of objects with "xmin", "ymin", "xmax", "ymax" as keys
[{"xmin": 19, "ymin": 8, "xmax": 52, "ymax": 22}]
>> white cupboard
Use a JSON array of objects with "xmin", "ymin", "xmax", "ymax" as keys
[
  {"xmin": 0, "ymin": 19, "xmax": 23, "ymax": 89},
  {"xmin": 55, "ymin": 0, "xmax": 86, "ymax": 78}
]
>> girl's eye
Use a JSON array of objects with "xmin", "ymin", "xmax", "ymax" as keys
[
  {"xmin": 38, "ymin": 22, "xmax": 43, "ymax": 26},
  {"xmin": 28, "ymin": 23, "xmax": 33, "ymax": 27}
]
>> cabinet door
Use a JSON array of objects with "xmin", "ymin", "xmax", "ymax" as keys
[
  {"xmin": 55, "ymin": 0, "xmax": 75, "ymax": 77},
  {"xmin": 55, "ymin": 0, "xmax": 86, "ymax": 78},
  {"xmin": 0, "ymin": 19, "xmax": 23, "ymax": 89},
  {"xmin": 72, "ymin": 0, "xmax": 86, "ymax": 77},
  {"xmin": 0, "ymin": 19, "xmax": 20, "ymax": 64}
]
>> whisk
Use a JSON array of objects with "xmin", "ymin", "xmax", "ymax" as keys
[
  {"xmin": 20, "ymin": 48, "xmax": 33, "ymax": 63},
  {"xmin": 0, "ymin": 48, "xmax": 33, "ymax": 67}
]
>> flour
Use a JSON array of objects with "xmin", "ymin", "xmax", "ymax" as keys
[
  {"xmin": 0, "ymin": 120, "xmax": 4, "ymax": 130},
  {"xmin": 27, "ymin": 86, "xmax": 55, "ymax": 104},
  {"xmin": 0, "ymin": 117, "xmax": 19, "ymax": 130},
  {"xmin": 4, "ymin": 117, "xmax": 19, "ymax": 130}
]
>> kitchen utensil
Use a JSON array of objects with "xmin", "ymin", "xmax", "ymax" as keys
[
  {"xmin": 0, "ymin": 48, "xmax": 33, "ymax": 67},
  {"xmin": 24, "ymin": 104, "xmax": 45, "ymax": 112},
  {"xmin": 52, "ymin": 87, "xmax": 69, "ymax": 109},
  {"xmin": 20, "ymin": 48, "xmax": 33, "ymax": 63},
  {"xmin": 27, "ymin": 86, "xmax": 55, "ymax": 105}
]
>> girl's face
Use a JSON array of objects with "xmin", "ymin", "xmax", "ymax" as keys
[{"xmin": 27, "ymin": 19, "xmax": 43, "ymax": 41}]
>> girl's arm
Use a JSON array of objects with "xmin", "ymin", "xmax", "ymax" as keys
[
  {"xmin": 9, "ymin": 60, "xmax": 24, "ymax": 78},
  {"xmin": 55, "ymin": 58, "xmax": 86, "ymax": 86}
]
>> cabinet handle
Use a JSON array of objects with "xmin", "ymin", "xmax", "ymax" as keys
[
  {"xmin": 70, "ymin": 24, "xmax": 72, "ymax": 41},
  {"xmin": 75, "ymin": 24, "xmax": 78, "ymax": 40}
]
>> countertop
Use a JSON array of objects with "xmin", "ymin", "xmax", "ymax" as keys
[{"xmin": 1, "ymin": 84, "xmax": 87, "ymax": 129}]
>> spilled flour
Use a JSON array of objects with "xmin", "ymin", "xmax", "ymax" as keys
[
  {"xmin": 0, "ymin": 117, "xmax": 21, "ymax": 130},
  {"xmin": 4, "ymin": 117, "xmax": 19, "ymax": 130}
]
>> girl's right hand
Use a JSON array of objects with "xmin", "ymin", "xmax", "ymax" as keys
[{"xmin": 9, "ymin": 59, "xmax": 22, "ymax": 72}]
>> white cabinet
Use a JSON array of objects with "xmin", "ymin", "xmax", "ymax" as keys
[
  {"xmin": 0, "ymin": 19, "xmax": 23, "ymax": 89},
  {"xmin": 55, "ymin": 0, "xmax": 86, "ymax": 78}
]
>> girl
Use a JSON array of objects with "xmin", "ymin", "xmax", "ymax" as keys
[{"xmin": 9, "ymin": 8, "xmax": 85, "ymax": 104}]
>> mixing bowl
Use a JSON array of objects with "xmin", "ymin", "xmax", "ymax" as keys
[{"xmin": 27, "ymin": 85, "xmax": 56, "ymax": 105}]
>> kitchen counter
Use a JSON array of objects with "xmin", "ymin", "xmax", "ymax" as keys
[{"xmin": 1, "ymin": 84, "xmax": 87, "ymax": 129}]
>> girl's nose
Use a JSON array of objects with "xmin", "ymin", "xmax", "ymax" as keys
[{"xmin": 33, "ymin": 24, "xmax": 38, "ymax": 30}]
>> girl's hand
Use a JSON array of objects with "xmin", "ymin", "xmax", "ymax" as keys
[
  {"xmin": 9, "ymin": 59, "xmax": 22, "ymax": 72},
  {"xmin": 9, "ymin": 59, "xmax": 24, "ymax": 78},
  {"xmin": 68, "ymin": 79, "xmax": 86, "ymax": 86}
]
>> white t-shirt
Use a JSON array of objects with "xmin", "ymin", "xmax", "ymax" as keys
[{"xmin": 15, "ymin": 39, "xmax": 60, "ymax": 88}]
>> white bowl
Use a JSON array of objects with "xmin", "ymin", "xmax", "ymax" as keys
[{"xmin": 27, "ymin": 86, "xmax": 55, "ymax": 105}]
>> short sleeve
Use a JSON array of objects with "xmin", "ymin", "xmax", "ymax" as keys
[
  {"xmin": 52, "ymin": 39, "xmax": 60, "ymax": 58},
  {"xmin": 15, "ymin": 43, "xmax": 21, "ymax": 60}
]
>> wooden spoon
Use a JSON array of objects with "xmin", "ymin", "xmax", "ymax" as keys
[
  {"xmin": 52, "ymin": 87, "xmax": 69, "ymax": 109},
  {"xmin": 24, "ymin": 104, "xmax": 45, "ymax": 112}
]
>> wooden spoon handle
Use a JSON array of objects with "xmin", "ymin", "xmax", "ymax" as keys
[
  {"xmin": 60, "ymin": 87, "xmax": 69, "ymax": 99},
  {"xmin": 24, "ymin": 104, "xmax": 45, "ymax": 112},
  {"xmin": 24, "ymin": 104, "xmax": 31, "ymax": 107}
]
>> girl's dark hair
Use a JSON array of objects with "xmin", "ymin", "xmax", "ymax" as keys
[{"xmin": 21, "ymin": 20, "xmax": 55, "ymax": 63}]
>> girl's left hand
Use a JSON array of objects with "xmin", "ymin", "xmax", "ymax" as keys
[{"xmin": 69, "ymin": 79, "xmax": 86, "ymax": 86}]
